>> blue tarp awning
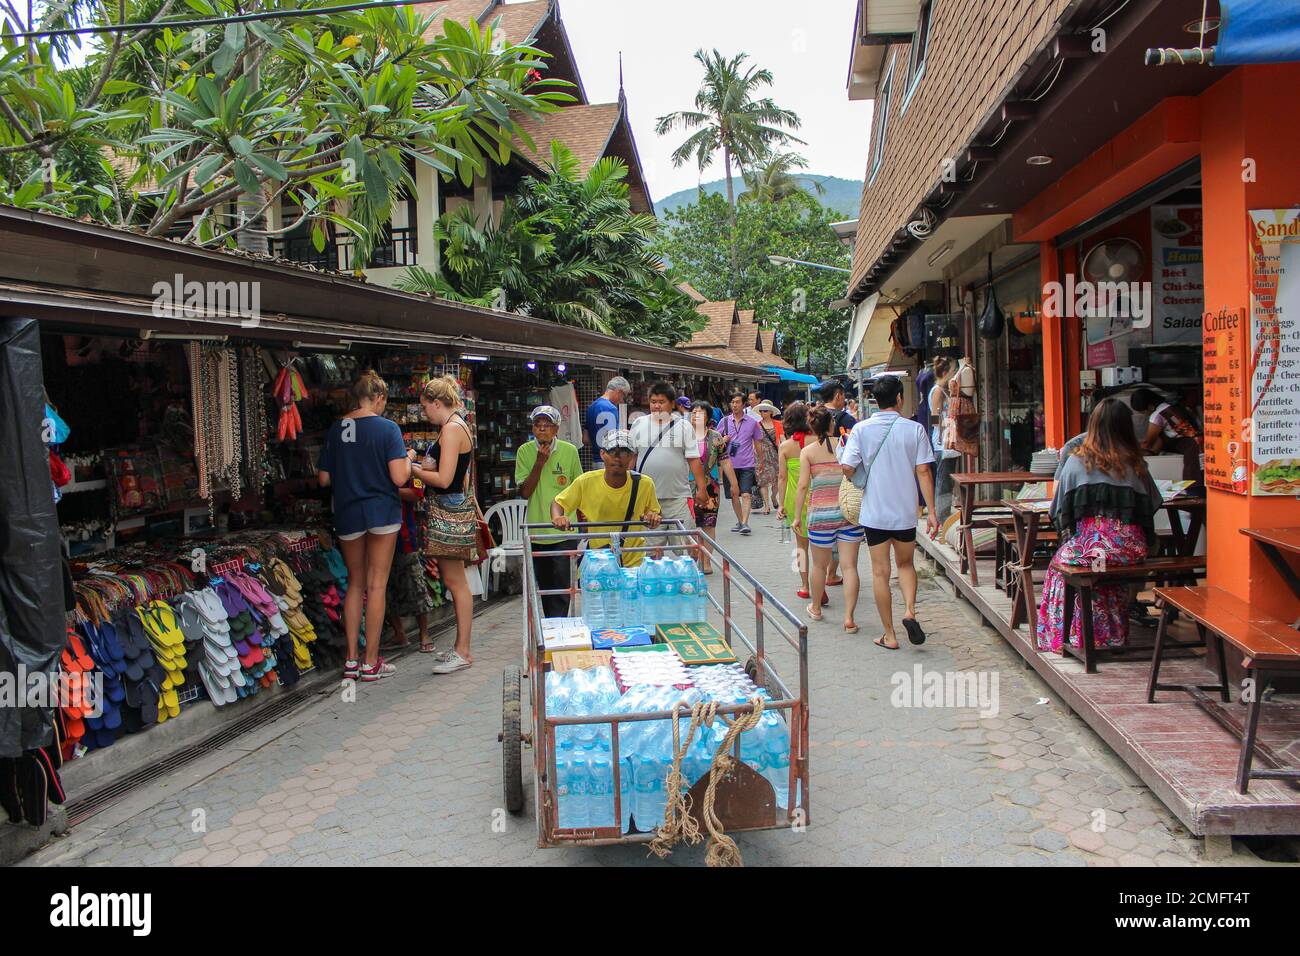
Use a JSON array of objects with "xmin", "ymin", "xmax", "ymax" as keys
[
  {"xmin": 1218, "ymin": 0, "xmax": 1300, "ymax": 65},
  {"xmin": 766, "ymin": 365, "xmax": 818, "ymax": 384}
]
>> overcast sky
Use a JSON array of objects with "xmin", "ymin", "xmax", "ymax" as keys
[{"xmin": 549, "ymin": 0, "xmax": 875, "ymax": 204}]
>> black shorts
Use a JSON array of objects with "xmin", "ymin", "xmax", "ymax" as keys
[
  {"xmin": 727, "ymin": 467, "xmax": 756, "ymax": 499},
  {"xmin": 863, "ymin": 526, "xmax": 917, "ymax": 547}
]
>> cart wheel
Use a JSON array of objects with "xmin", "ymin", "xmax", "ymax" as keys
[
  {"xmin": 501, "ymin": 665, "xmax": 525, "ymax": 815},
  {"xmin": 743, "ymin": 655, "xmax": 783, "ymax": 705}
]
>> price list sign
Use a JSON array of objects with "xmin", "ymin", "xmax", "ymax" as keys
[
  {"xmin": 1202, "ymin": 306, "xmax": 1248, "ymax": 493},
  {"xmin": 1248, "ymin": 209, "xmax": 1300, "ymax": 496}
]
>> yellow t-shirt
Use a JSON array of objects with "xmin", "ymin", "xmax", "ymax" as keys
[{"xmin": 552, "ymin": 469, "xmax": 661, "ymax": 566}]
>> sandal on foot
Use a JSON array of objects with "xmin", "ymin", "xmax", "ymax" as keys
[
  {"xmin": 902, "ymin": 617, "xmax": 926, "ymax": 646},
  {"xmin": 419, "ymin": 641, "xmax": 437, "ymax": 653},
  {"xmin": 843, "ymin": 623, "xmax": 859, "ymax": 634},
  {"xmin": 873, "ymin": 636, "xmax": 900, "ymax": 650},
  {"xmin": 825, "ymin": 577, "xmax": 843, "ymax": 587},
  {"xmin": 806, "ymin": 604, "xmax": 823, "ymax": 622}
]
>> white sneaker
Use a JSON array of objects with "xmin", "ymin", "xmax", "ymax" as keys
[{"xmin": 431, "ymin": 650, "xmax": 471, "ymax": 675}]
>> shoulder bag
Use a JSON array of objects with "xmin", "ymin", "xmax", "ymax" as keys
[
  {"xmin": 423, "ymin": 416, "xmax": 481, "ymax": 563},
  {"xmin": 839, "ymin": 417, "xmax": 898, "ymax": 523}
]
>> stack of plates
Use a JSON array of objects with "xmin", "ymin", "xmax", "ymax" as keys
[{"xmin": 1031, "ymin": 448, "xmax": 1059, "ymax": 475}]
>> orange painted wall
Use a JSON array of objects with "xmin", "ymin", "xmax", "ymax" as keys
[{"xmin": 1199, "ymin": 63, "xmax": 1300, "ymax": 617}]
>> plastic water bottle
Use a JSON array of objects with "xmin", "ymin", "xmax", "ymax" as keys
[
  {"xmin": 589, "ymin": 746, "xmax": 615, "ymax": 828},
  {"xmin": 618, "ymin": 757, "xmax": 634, "ymax": 833},
  {"xmin": 638, "ymin": 558, "xmax": 661, "ymax": 628},
  {"xmin": 566, "ymin": 745, "xmax": 591, "ymax": 828},
  {"xmin": 600, "ymin": 557, "xmax": 624, "ymax": 629},
  {"xmin": 622, "ymin": 567, "xmax": 640, "ymax": 627},
  {"xmin": 581, "ymin": 552, "xmax": 605, "ymax": 631},
  {"xmin": 762, "ymin": 718, "xmax": 791, "ymax": 808},
  {"xmin": 632, "ymin": 754, "xmax": 662, "ymax": 832},
  {"xmin": 660, "ymin": 557, "xmax": 680, "ymax": 624},
  {"xmin": 691, "ymin": 559, "xmax": 709, "ymax": 622}
]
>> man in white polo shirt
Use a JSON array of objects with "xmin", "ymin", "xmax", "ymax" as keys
[
  {"xmin": 630, "ymin": 381, "xmax": 708, "ymax": 554},
  {"xmin": 840, "ymin": 375, "xmax": 938, "ymax": 651}
]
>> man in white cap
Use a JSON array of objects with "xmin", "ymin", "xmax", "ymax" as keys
[
  {"xmin": 584, "ymin": 375, "xmax": 631, "ymax": 454},
  {"xmin": 630, "ymin": 381, "xmax": 708, "ymax": 554},
  {"xmin": 552, "ymin": 429, "xmax": 661, "ymax": 567},
  {"xmin": 516, "ymin": 405, "xmax": 582, "ymax": 617}
]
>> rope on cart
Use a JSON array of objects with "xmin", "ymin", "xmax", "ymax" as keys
[
  {"xmin": 702, "ymin": 696, "xmax": 766, "ymax": 868},
  {"xmin": 649, "ymin": 700, "xmax": 715, "ymax": 858}
]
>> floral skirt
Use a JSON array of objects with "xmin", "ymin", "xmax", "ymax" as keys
[{"xmin": 1035, "ymin": 517, "xmax": 1148, "ymax": 653}]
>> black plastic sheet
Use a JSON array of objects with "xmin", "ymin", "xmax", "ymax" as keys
[{"xmin": 0, "ymin": 318, "xmax": 65, "ymax": 756}]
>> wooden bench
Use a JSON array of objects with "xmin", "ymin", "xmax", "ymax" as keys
[
  {"xmin": 1148, "ymin": 585, "xmax": 1300, "ymax": 793},
  {"xmin": 1055, "ymin": 555, "xmax": 1207, "ymax": 673}
]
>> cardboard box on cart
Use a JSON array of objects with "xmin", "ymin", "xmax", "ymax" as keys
[{"xmin": 654, "ymin": 622, "xmax": 736, "ymax": 665}]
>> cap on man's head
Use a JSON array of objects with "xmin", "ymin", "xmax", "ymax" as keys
[
  {"xmin": 529, "ymin": 404, "xmax": 561, "ymax": 424},
  {"xmin": 675, "ymin": 395, "xmax": 692, "ymax": 409},
  {"xmin": 606, "ymin": 376, "xmax": 631, "ymax": 393},
  {"xmin": 599, "ymin": 429, "xmax": 635, "ymax": 453}
]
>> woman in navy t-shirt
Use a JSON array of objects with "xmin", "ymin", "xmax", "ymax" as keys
[{"xmin": 317, "ymin": 371, "xmax": 411, "ymax": 683}]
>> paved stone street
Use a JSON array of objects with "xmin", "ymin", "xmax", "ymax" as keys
[{"xmin": 24, "ymin": 515, "xmax": 1289, "ymax": 867}]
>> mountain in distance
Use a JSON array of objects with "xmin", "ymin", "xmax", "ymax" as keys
[{"xmin": 655, "ymin": 174, "xmax": 863, "ymax": 219}]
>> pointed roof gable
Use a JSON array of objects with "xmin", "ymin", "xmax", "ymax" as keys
[{"xmin": 684, "ymin": 300, "xmax": 737, "ymax": 350}]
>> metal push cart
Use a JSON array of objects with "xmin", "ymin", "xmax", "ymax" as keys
[{"xmin": 500, "ymin": 520, "xmax": 810, "ymax": 850}]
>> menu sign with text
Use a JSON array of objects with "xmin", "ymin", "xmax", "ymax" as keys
[
  {"xmin": 1202, "ymin": 306, "xmax": 1248, "ymax": 493},
  {"xmin": 1248, "ymin": 209, "xmax": 1300, "ymax": 495}
]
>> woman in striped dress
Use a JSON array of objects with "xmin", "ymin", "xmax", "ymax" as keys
[{"xmin": 792, "ymin": 406, "xmax": 864, "ymax": 630}]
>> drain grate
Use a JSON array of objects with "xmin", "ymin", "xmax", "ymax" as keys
[{"xmin": 64, "ymin": 684, "xmax": 323, "ymax": 827}]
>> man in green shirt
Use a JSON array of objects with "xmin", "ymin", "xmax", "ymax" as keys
[{"xmin": 516, "ymin": 405, "xmax": 582, "ymax": 617}]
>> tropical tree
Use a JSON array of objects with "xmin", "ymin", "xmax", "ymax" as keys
[
  {"xmin": 0, "ymin": 2, "xmax": 573, "ymax": 267},
  {"xmin": 741, "ymin": 151, "xmax": 822, "ymax": 205},
  {"xmin": 396, "ymin": 143, "xmax": 704, "ymax": 347},
  {"xmin": 654, "ymin": 48, "xmax": 802, "ymax": 273},
  {"xmin": 655, "ymin": 191, "xmax": 850, "ymax": 373}
]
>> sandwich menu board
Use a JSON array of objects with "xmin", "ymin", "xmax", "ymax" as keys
[{"xmin": 1248, "ymin": 209, "xmax": 1300, "ymax": 496}]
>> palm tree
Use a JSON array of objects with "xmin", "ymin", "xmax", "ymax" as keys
[
  {"xmin": 741, "ymin": 151, "xmax": 822, "ymax": 204},
  {"xmin": 655, "ymin": 49, "xmax": 802, "ymax": 273}
]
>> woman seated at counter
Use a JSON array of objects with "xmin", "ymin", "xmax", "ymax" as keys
[{"xmin": 1036, "ymin": 398, "xmax": 1163, "ymax": 655}]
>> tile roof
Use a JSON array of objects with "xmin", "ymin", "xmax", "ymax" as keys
[
  {"xmin": 421, "ymin": 0, "xmax": 495, "ymax": 40},
  {"xmin": 512, "ymin": 102, "xmax": 623, "ymax": 175},
  {"xmin": 684, "ymin": 299, "xmax": 737, "ymax": 349},
  {"xmin": 480, "ymin": 0, "xmax": 552, "ymax": 44},
  {"xmin": 676, "ymin": 281, "xmax": 707, "ymax": 303},
  {"xmin": 849, "ymin": 0, "xmax": 1074, "ymax": 293},
  {"xmin": 682, "ymin": 301, "xmax": 791, "ymax": 370}
]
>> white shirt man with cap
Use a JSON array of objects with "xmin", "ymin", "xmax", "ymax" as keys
[{"xmin": 629, "ymin": 381, "xmax": 708, "ymax": 554}]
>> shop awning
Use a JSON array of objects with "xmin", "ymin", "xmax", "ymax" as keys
[
  {"xmin": 764, "ymin": 365, "xmax": 818, "ymax": 385},
  {"xmin": 846, "ymin": 292, "xmax": 898, "ymax": 369},
  {"xmin": 0, "ymin": 206, "xmax": 770, "ymax": 381},
  {"xmin": 1217, "ymin": 0, "xmax": 1300, "ymax": 65}
]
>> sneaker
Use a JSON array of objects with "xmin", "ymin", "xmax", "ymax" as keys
[
  {"xmin": 738, "ymin": 524, "xmax": 752, "ymax": 535},
  {"xmin": 342, "ymin": 659, "xmax": 360, "ymax": 680},
  {"xmin": 730, "ymin": 522, "xmax": 744, "ymax": 533},
  {"xmin": 431, "ymin": 650, "xmax": 471, "ymax": 675},
  {"xmin": 359, "ymin": 658, "xmax": 395, "ymax": 682}
]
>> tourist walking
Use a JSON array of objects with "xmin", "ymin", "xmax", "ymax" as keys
[
  {"xmin": 629, "ymin": 382, "xmax": 708, "ymax": 554},
  {"xmin": 409, "ymin": 375, "xmax": 478, "ymax": 675},
  {"xmin": 752, "ymin": 400, "xmax": 783, "ymax": 516},
  {"xmin": 1036, "ymin": 399, "xmax": 1162, "ymax": 654},
  {"xmin": 317, "ymin": 371, "xmax": 411, "ymax": 682},
  {"xmin": 792, "ymin": 407, "xmax": 863, "ymax": 630},
  {"xmin": 775, "ymin": 402, "xmax": 813, "ymax": 602},
  {"xmin": 689, "ymin": 401, "xmax": 727, "ymax": 573},
  {"xmin": 584, "ymin": 375, "xmax": 630, "ymax": 455},
  {"xmin": 718, "ymin": 392, "xmax": 763, "ymax": 535},
  {"xmin": 516, "ymin": 405, "xmax": 582, "ymax": 618},
  {"xmin": 928, "ymin": 358, "xmax": 957, "ymax": 517},
  {"xmin": 840, "ymin": 375, "xmax": 937, "ymax": 650}
]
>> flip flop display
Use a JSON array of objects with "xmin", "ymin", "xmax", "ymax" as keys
[{"xmin": 57, "ymin": 534, "xmax": 354, "ymax": 762}]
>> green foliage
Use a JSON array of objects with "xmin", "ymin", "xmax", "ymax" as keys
[
  {"xmin": 0, "ymin": 1, "xmax": 574, "ymax": 265},
  {"xmin": 396, "ymin": 143, "xmax": 703, "ymax": 348},
  {"xmin": 654, "ymin": 192, "xmax": 851, "ymax": 374}
]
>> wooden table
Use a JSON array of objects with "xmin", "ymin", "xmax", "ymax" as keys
[
  {"xmin": 950, "ymin": 471, "xmax": 1043, "ymax": 586},
  {"xmin": 1006, "ymin": 495, "xmax": 1206, "ymax": 635},
  {"xmin": 1241, "ymin": 527, "xmax": 1300, "ymax": 603}
]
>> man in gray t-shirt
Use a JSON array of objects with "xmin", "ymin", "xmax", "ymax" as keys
[{"xmin": 629, "ymin": 381, "xmax": 707, "ymax": 553}]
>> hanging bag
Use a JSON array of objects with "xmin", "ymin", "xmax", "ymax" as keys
[
  {"xmin": 423, "ymin": 417, "xmax": 481, "ymax": 563},
  {"xmin": 838, "ymin": 417, "xmax": 898, "ymax": 523}
]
